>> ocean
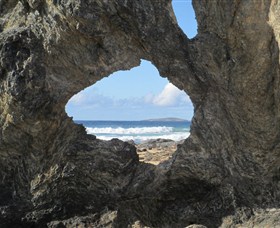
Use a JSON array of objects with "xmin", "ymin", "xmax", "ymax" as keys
[{"xmin": 74, "ymin": 120, "xmax": 191, "ymax": 144}]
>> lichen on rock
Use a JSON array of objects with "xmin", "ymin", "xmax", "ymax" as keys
[{"xmin": 0, "ymin": 0, "xmax": 280, "ymax": 227}]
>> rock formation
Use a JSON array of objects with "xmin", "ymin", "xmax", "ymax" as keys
[
  {"xmin": 137, "ymin": 139, "xmax": 180, "ymax": 165},
  {"xmin": 0, "ymin": 0, "xmax": 279, "ymax": 227}
]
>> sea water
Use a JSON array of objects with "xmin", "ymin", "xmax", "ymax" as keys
[{"xmin": 74, "ymin": 120, "xmax": 191, "ymax": 144}]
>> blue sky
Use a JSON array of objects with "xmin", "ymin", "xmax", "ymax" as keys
[{"xmin": 66, "ymin": 0, "xmax": 197, "ymax": 121}]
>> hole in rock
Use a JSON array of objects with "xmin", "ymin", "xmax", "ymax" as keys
[
  {"xmin": 172, "ymin": 0, "xmax": 197, "ymax": 38},
  {"xmin": 66, "ymin": 2, "xmax": 197, "ymax": 165},
  {"xmin": 66, "ymin": 60, "xmax": 194, "ymax": 165}
]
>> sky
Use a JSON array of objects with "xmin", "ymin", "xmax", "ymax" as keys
[{"xmin": 66, "ymin": 0, "xmax": 197, "ymax": 121}]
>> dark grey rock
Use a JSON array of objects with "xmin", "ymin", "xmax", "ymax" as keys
[{"xmin": 0, "ymin": 0, "xmax": 280, "ymax": 227}]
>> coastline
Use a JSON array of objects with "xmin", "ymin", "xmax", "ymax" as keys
[{"xmin": 78, "ymin": 119, "xmax": 190, "ymax": 144}]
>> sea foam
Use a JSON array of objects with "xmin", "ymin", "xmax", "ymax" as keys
[
  {"xmin": 96, "ymin": 133, "xmax": 190, "ymax": 143},
  {"xmin": 86, "ymin": 126, "xmax": 190, "ymax": 143},
  {"xmin": 86, "ymin": 126, "xmax": 173, "ymax": 135}
]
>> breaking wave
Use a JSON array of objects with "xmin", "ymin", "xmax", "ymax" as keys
[
  {"xmin": 86, "ymin": 126, "xmax": 173, "ymax": 135},
  {"xmin": 86, "ymin": 126, "xmax": 189, "ymax": 143},
  {"xmin": 96, "ymin": 133, "xmax": 190, "ymax": 143}
]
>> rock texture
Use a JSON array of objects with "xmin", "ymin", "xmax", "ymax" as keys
[
  {"xmin": 0, "ymin": 0, "xmax": 280, "ymax": 227},
  {"xmin": 137, "ymin": 139, "xmax": 181, "ymax": 165}
]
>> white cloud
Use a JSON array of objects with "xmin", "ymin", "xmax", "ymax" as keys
[
  {"xmin": 144, "ymin": 93, "xmax": 155, "ymax": 103},
  {"xmin": 66, "ymin": 83, "xmax": 192, "ymax": 120},
  {"xmin": 68, "ymin": 89, "xmax": 146, "ymax": 110},
  {"xmin": 69, "ymin": 93, "xmax": 86, "ymax": 105},
  {"xmin": 68, "ymin": 89, "xmax": 113, "ymax": 107},
  {"xmin": 152, "ymin": 83, "xmax": 190, "ymax": 106}
]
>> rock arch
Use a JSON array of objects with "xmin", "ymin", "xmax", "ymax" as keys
[{"xmin": 0, "ymin": 0, "xmax": 279, "ymax": 227}]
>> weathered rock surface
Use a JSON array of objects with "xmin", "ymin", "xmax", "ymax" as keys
[
  {"xmin": 136, "ymin": 139, "xmax": 181, "ymax": 165},
  {"xmin": 0, "ymin": 0, "xmax": 280, "ymax": 227}
]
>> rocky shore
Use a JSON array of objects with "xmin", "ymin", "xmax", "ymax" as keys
[{"xmin": 135, "ymin": 139, "xmax": 183, "ymax": 165}]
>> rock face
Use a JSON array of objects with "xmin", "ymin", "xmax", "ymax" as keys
[{"xmin": 0, "ymin": 0, "xmax": 280, "ymax": 227}]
